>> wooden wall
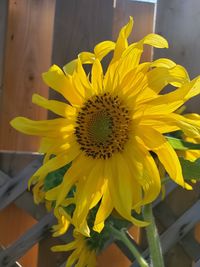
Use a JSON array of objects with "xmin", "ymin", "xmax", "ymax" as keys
[
  {"xmin": 155, "ymin": 1, "xmax": 200, "ymax": 265},
  {"xmin": 0, "ymin": 0, "xmax": 55, "ymax": 151},
  {"xmin": 0, "ymin": 1, "xmax": 55, "ymax": 267},
  {"xmin": 155, "ymin": 0, "xmax": 200, "ymax": 113}
]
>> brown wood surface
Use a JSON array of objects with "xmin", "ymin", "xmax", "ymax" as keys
[
  {"xmin": 0, "ymin": 203, "xmax": 38, "ymax": 267},
  {"xmin": 0, "ymin": 1, "xmax": 56, "ymax": 267},
  {"xmin": 113, "ymin": 0, "xmax": 155, "ymax": 62},
  {"xmin": 0, "ymin": 0, "xmax": 8, "ymax": 101},
  {"xmin": 0, "ymin": 0, "xmax": 56, "ymax": 151}
]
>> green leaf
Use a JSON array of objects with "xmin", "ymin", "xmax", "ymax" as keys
[
  {"xmin": 179, "ymin": 157, "xmax": 200, "ymax": 181},
  {"xmin": 44, "ymin": 162, "xmax": 72, "ymax": 191},
  {"xmin": 166, "ymin": 136, "xmax": 200, "ymax": 150}
]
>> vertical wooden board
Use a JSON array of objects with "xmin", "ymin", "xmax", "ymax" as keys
[
  {"xmin": 154, "ymin": 0, "xmax": 200, "ymax": 113},
  {"xmin": 0, "ymin": 203, "xmax": 38, "ymax": 267},
  {"xmin": 52, "ymin": 0, "xmax": 114, "ymax": 67},
  {"xmin": 0, "ymin": 0, "xmax": 56, "ymax": 151},
  {"xmin": 113, "ymin": 0, "xmax": 155, "ymax": 62},
  {"xmin": 0, "ymin": 0, "xmax": 8, "ymax": 102},
  {"xmin": 98, "ymin": 244, "xmax": 132, "ymax": 267}
]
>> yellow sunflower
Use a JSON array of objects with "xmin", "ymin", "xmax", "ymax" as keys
[
  {"xmin": 11, "ymin": 17, "xmax": 200, "ymax": 235},
  {"xmin": 51, "ymin": 231, "xmax": 97, "ymax": 267}
]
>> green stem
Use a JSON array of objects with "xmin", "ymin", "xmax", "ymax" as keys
[
  {"xmin": 109, "ymin": 224, "xmax": 149, "ymax": 267},
  {"xmin": 143, "ymin": 204, "xmax": 165, "ymax": 267}
]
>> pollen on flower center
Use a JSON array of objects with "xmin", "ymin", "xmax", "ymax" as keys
[{"xmin": 75, "ymin": 93, "xmax": 131, "ymax": 159}]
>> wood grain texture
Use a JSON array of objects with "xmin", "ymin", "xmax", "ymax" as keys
[
  {"xmin": 0, "ymin": 0, "xmax": 8, "ymax": 102},
  {"xmin": 155, "ymin": 0, "xmax": 200, "ymax": 113},
  {"xmin": 113, "ymin": 0, "xmax": 155, "ymax": 62},
  {"xmin": 52, "ymin": 0, "xmax": 114, "ymax": 67},
  {"xmin": 0, "ymin": 0, "xmax": 56, "ymax": 151},
  {"xmin": 49, "ymin": 0, "xmax": 114, "ymax": 106}
]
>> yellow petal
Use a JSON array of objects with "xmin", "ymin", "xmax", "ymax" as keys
[
  {"xmin": 118, "ymin": 33, "xmax": 167, "ymax": 74},
  {"xmin": 79, "ymin": 52, "xmax": 95, "ymax": 63},
  {"xmin": 146, "ymin": 65, "xmax": 189, "ymax": 95},
  {"xmin": 32, "ymin": 94, "xmax": 76, "ymax": 118},
  {"xmin": 142, "ymin": 33, "xmax": 168, "ymax": 48},
  {"xmin": 94, "ymin": 40, "xmax": 115, "ymax": 61},
  {"xmin": 151, "ymin": 58, "xmax": 176, "ymax": 69},
  {"xmin": 29, "ymin": 145, "xmax": 80, "ymax": 188},
  {"xmin": 73, "ymin": 161, "xmax": 104, "ymax": 227},
  {"xmin": 42, "ymin": 64, "xmax": 82, "ymax": 105},
  {"xmin": 108, "ymin": 155, "xmax": 148, "ymax": 226},
  {"xmin": 140, "ymin": 76, "xmax": 200, "ymax": 116},
  {"xmin": 63, "ymin": 59, "xmax": 78, "ymax": 75},
  {"xmin": 10, "ymin": 117, "xmax": 74, "ymax": 137},
  {"xmin": 125, "ymin": 139, "xmax": 161, "ymax": 205},
  {"xmin": 113, "ymin": 16, "xmax": 134, "ymax": 61},
  {"xmin": 93, "ymin": 182, "xmax": 113, "ymax": 233},
  {"xmin": 55, "ymin": 154, "xmax": 93, "ymax": 207},
  {"xmin": 51, "ymin": 241, "xmax": 77, "ymax": 252},
  {"xmin": 91, "ymin": 59, "xmax": 103, "ymax": 93},
  {"xmin": 73, "ymin": 59, "xmax": 93, "ymax": 98},
  {"xmin": 138, "ymin": 126, "xmax": 191, "ymax": 189}
]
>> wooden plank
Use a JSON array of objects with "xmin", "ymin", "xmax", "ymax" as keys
[
  {"xmin": 179, "ymin": 231, "xmax": 200, "ymax": 262},
  {"xmin": 113, "ymin": 0, "xmax": 155, "ymax": 62},
  {"xmin": 0, "ymin": 0, "xmax": 56, "ymax": 151},
  {"xmin": 0, "ymin": 0, "xmax": 7, "ymax": 103},
  {"xmin": 0, "ymin": 151, "xmax": 40, "ymax": 178},
  {"xmin": 155, "ymin": 0, "xmax": 200, "ymax": 113},
  {"xmin": 52, "ymin": 0, "xmax": 114, "ymax": 67},
  {"xmin": 0, "ymin": 170, "xmax": 10, "ymax": 187},
  {"xmin": 15, "ymin": 191, "xmax": 46, "ymax": 221},
  {"xmin": 0, "ymin": 203, "xmax": 38, "ymax": 267},
  {"xmin": 0, "ymin": 156, "xmax": 42, "ymax": 211},
  {"xmin": 49, "ymin": 0, "xmax": 114, "ymax": 107},
  {"xmin": 0, "ymin": 213, "xmax": 55, "ymax": 267},
  {"xmin": 0, "ymin": 247, "xmax": 21, "ymax": 267}
]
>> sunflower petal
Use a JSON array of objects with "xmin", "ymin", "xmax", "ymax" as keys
[
  {"xmin": 32, "ymin": 94, "xmax": 76, "ymax": 118},
  {"xmin": 138, "ymin": 126, "xmax": 191, "ymax": 189},
  {"xmin": 10, "ymin": 117, "xmax": 74, "ymax": 137},
  {"xmin": 94, "ymin": 41, "xmax": 115, "ymax": 61},
  {"xmin": 42, "ymin": 64, "xmax": 82, "ymax": 105}
]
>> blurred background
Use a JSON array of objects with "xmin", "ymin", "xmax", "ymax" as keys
[{"xmin": 0, "ymin": 0, "xmax": 200, "ymax": 266}]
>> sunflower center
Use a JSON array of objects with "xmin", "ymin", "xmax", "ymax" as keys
[{"xmin": 75, "ymin": 93, "xmax": 131, "ymax": 159}]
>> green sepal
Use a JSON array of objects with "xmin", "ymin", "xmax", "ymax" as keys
[
  {"xmin": 44, "ymin": 162, "xmax": 72, "ymax": 191},
  {"xmin": 166, "ymin": 136, "xmax": 200, "ymax": 150},
  {"xmin": 179, "ymin": 157, "xmax": 200, "ymax": 181}
]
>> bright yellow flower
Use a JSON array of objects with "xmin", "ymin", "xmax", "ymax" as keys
[
  {"xmin": 11, "ymin": 17, "xmax": 200, "ymax": 235},
  {"xmin": 52, "ymin": 231, "xmax": 97, "ymax": 267}
]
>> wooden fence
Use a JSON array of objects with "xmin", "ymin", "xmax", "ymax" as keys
[{"xmin": 0, "ymin": 151, "xmax": 200, "ymax": 267}]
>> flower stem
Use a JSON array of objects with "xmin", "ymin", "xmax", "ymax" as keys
[
  {"xmin": 109, "ymin": 224, "xmax": 149, "ymax": 267},
  {"xmin": 143, "ymin": 204, "xmax": 165, "ymax": 267}
]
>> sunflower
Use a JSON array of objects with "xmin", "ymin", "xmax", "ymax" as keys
[
  {"xmin": 51, "ymin": 231, "xmax": 97, "ymax": 267},
  {"xmin": 11, "ymin": 17, "xmax": 200, "ymax": 235}
]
